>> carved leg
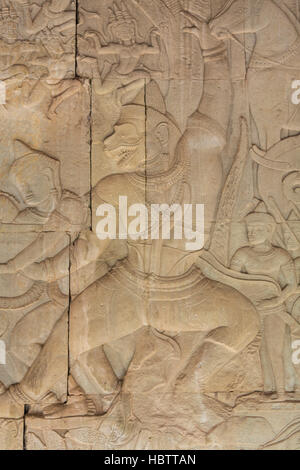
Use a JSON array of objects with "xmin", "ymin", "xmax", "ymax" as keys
[
  {"xmin": 175, "ymin": 285, "xmax": 260, "ymax": 394},
  {"xmin": 41, "ymin": 277, "xmax": 143, "ymax": 418},
  {"xmin": 43, "ymin": 346, "xmax": 121, "ymax": 418},
  {"xmin": 0, "ymin": 311, "xmax": 67, "ymax": 418},
  {"xmin": 44, "ymin": 332, "xmax": 137, "ymax": 418},
  {"xmin": 263, "ymin": 314, "xmax": 287, "ymax": 398},
  {"xmin": 10, "ymin": 299, "xmax": 67, "ymax": 369},
  {"xmin": 11, "ymin": 312, "xmax": 67, "ymax": 402},
  {"xmin": 259, "ymin": 325, "xmax": 276, "ymax": 394},
  {"xmin": 47, "ymin": 80, "xmax": 82, "ymax": 120}
]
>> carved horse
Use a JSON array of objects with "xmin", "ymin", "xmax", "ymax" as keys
[{"xmin": 210, "ymin": 0, "xmax": 300, "ymax": 149}]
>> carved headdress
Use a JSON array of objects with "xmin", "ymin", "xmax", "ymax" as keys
[
  {"xmin": 245, "ymin": 201, "xmax": 276, "ymax": 226},
  {"xmin": 9, "ymin": 140, "xmax": 62, "ymax": 203},
  {"xmin": 107, "ymin": 1, "xmax": 139, "ymax": 43}
]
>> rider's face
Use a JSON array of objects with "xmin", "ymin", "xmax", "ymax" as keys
[{"xmin": 247, "ymin": 223, "xmax": 273, "ymax": 246}]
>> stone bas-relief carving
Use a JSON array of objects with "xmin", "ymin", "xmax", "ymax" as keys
[
  {"xmin": 25, "ymin": 411, "xmax": 300, "ymax": 450},
  {"xmin": 0, "ymin": 0, "xmax": 300, "ymax": 450},
  {"xmin": 0, "ymin": 0, "xmax": 76, "ymax": 80},
  {"xmin": 0, "ymin": 79, "xmax": 91, "ymax": 229},
  {"xmin": 0, "ymin": 418, "xmax": 23, "ymax": 450}
]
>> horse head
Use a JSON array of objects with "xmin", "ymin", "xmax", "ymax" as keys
[{"xmin": 209, "ymin": 0, "xmax": 267, "ymax": 40}]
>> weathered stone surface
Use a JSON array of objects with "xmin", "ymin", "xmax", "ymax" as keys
[
  {"xmin": 25, "ymin": 408, "xmax": 300, "ymax": 450},
  {"xmin": 0, "ymin": 418, "xmax": 23, "ymax": 450},
  {"xmin": 0, "ymin": 78, "xmax": 91, "ymax": 232},
  {"xmin": 0, "ymin": 0, "xmax": 300, "ymax": 451},
  {"xmin": 0, "ymin": 0, "xmax": 76, "ymax": 80},
  {"xmin": 0, "ymin": 232, "xmax": 70, "ymax": 416}
]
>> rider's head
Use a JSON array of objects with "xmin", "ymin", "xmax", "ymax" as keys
[{"xmin": 245, "ymin": 212, "xmax": 276, "ymax": 246}]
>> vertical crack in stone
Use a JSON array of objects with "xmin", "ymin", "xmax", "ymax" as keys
[
  {"xmin": 75, "ymin": 0, "xmax": 79, "ymax": 78},
  {"xmin": 1, "ymin": 0, "xmax": 300, "ymax": 451},
  {"xmin": 67, "ymin": 234, "xmax": 71, "ymax": 401},
  {"xmin": 89, "ymin": 79, "xmax": 93, "ymax": 222},
  {"xmin": 23, "ymin": 409, "xmax": 27, "ymax": 450}
]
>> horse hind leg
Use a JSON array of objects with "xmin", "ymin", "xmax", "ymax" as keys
[
  {"xmin": 44, "ymin": 335, "xmax": 137, "ymax": 418},
  {"xmin": 175, "ymin": 293, "xmax": 260, "ymax": 395}
]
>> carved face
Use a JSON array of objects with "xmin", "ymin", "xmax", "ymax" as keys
[
  {"xmin": 103, "ymin": 123, "xmax": 145, "ymax": 171},
  {"xmin": 14, "ymin": 166, "xmax": 56, "ymax": 208},
  {"xmin": 247, "ymin": 222, "xmax": 274, "ymax": 245},
  {"xmin": 113, "ymin": 20, "xmax": 135, "ymax": 43}
]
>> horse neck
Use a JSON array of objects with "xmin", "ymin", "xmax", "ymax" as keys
[{"xmin": 253, "ymin": 1, "xmax": 298, "ymax": 58}]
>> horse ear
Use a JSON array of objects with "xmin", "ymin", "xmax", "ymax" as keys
[{"xmin": 13, "ymin": 140, "xmax": 33, "ymax": 159}]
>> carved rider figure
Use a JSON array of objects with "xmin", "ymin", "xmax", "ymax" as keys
[{"xmin": 0, "ymin": 141, "xmax": 87, "ymax": 402}]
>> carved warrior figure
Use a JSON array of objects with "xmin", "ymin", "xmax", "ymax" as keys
[
  {"xmin": 231, "ymin": 205, "xmax": 299, "ymax": 398},
  {"xmin": 0, "ymin": 2, "xmax": 38, "ymax": 80},
  {"xmin": 0, "ymin": 0, "xmax": 79, "ymax": 119},
  {"xmin": 14, "ymin": 0, "xmax": 74, "ymax": 37},
  {"xmin": 0, "ymin": 140, "xmax": 87, "ymax": 229},
  {"xmin": 0, "ymin": 21, "xmax": 260, "ymax": 423},
  {"xmin": 81, "ymin": 0, "xmax": 162, "ymax": 105},
  {"xmin": 0, "ymin": 141, "xmax": 88, "ymax": 398}
]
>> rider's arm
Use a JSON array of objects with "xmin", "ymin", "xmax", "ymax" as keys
[{"xmin": 279, "ymin": 259, "xmax": 298, "ymax": 303}]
